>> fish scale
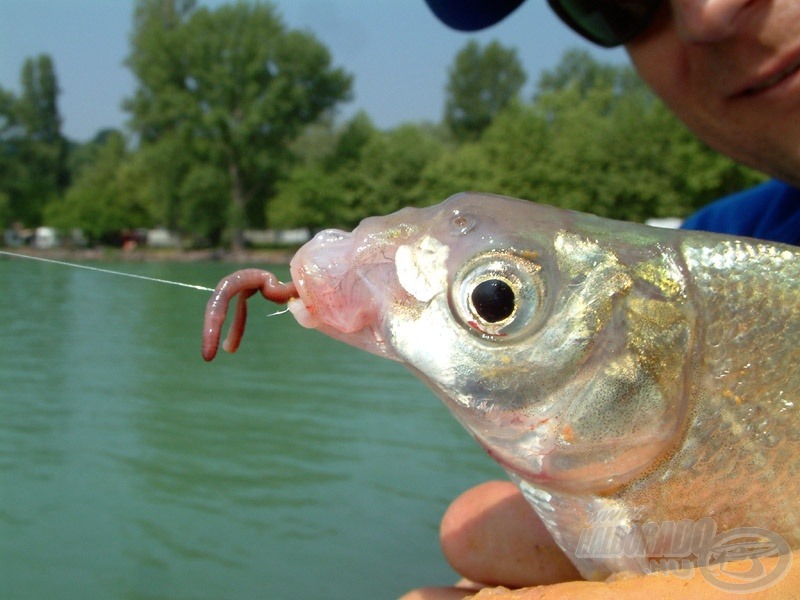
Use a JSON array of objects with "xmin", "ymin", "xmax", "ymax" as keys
[
  {"xmin": 628, "ymin": 240, "xmax": 800, "ymax": 527},
  {"xmin": 517, "ymin": 236, "xmax": 800, "ymax": 577}
]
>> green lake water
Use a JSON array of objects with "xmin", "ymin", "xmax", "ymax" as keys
[{"xmin": 0, "ymin": 258, "xmax": 503, "ymax": 599}]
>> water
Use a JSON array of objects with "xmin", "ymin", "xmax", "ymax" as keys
[{"xmin": 0, "ymin": 258, "xmax": 503, "ymax": 599}]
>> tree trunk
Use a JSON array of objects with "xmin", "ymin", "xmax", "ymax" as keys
[{"xmin": 228, "ymin": 163, "xmax": 246, "ymax": 252}]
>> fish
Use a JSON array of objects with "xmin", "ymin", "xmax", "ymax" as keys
[{"xmin": 203, "ymin": 192, "xmax": 800, "ymax": 581}]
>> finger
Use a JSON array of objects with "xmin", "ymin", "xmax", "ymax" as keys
[
  {"xmin": 440, "ymin": 481, "xmax": 581, "ymax": 587},
  {"xmin": 466, "ymin": 548, "xmax": 800, "ymax": 599},
  {"xmin": 398, "ymin": 585, "xmax": 479, "ymax": 600}
]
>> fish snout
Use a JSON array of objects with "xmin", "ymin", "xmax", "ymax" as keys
[
  {"xmin": 290, "ymin": 228, "xmax": 366, "ymax": 331},
  {"xmin": 288, "ymin": 226, "xmax": 404, "ymax": 356}
]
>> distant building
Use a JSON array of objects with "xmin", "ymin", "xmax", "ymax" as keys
[
  {"xmin": 243, "ymin": 228, "xmax": 311, "ymax": 246},
  {"xmin": 146, "ymin": 228, "xmax": 182, "ymax": 248},
  {"xmin": 34, "ymin": 227, "xmax": 59, "ymax": 249}
]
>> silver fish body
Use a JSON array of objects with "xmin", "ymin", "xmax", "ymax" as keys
[{"xmin": 286, "ymin": 193, "xmax": 800, "ymax": 579}]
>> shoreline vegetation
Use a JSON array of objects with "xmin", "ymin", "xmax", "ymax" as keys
[
  {"xmin": 4, "ymin": 27, "xmax": 767, "ymax": 258},
  {"xmin": 0, "ymin": 246, "xmax": 296, "ymax": 265}
]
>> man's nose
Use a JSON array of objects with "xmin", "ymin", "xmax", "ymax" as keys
[{"xmin": 671, "ymin": 0, "xmax": 752, "ymax": 43}]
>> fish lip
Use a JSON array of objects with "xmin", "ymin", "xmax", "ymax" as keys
[
  {"xmin": 732, "ymin": 45, "xmax": 800, "ymax": 98},
  {"xmin": 287, "ymin": 264, "xmax": 316, "ymax": 321}
]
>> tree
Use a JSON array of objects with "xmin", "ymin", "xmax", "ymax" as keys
[
  {"xmin": 527, "ymin": 51, "xmax": 764, "ymax": 220},
  {"xmin": 45, "ymin": 130, "xmax": 154, "ymax": 241},
  {"xmin": 421, "ymin": 49, "xmax": 765, "ymax": 223},
  {"xmin": 125, "ymin": 0, "xmax": 198, "ymax": 142},
  {"xmin": 339, "ymin": 123, "xmax": 446, "ymax": 222},
  {"xmin": 535, "ymin": 48, "xmax": 631, "ymax": 100},
  {"xmin": 269, "ymin": 111, "xmax": 377, "ymax": 231},
  {"xmin": 0, "ymin": 86, "xmax": 22, "ymax": 229},
  {"xmin": 444, "ymin": 40, "xmax": 526, "ymax": 142},
  {"xmin": 20, "ymin": 56, "xmax": 63, "ymax": 145},
  {"xmin": 268, "ymin": 163, "xmax": 344, "ymax": 231},
  {"xmin": 0, "ymin": 55, "xmax": 68, "ymax": 229},
  {"xmin": 124, "ymin": 0, "xmax": 353, "ymax": 250},
  {"xmin": 324, "ymin": 111, "xmax": 375, "ymax": 172}
]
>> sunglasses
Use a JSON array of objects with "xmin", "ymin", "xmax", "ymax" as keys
[{"xmin": 547, "ymin": 0, "xmax": 663, "ymax": 48}]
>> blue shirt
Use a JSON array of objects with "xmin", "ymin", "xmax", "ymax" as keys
[{"xmin": 681, "ymin": 180, "xmax": 800, "ymax": 246}]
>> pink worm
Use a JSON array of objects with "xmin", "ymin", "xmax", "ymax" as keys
[{"xmin": 202, "ymin": 268, "xmax": 298, "ymax": 362}]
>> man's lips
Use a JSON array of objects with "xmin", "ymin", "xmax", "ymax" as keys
[{"xmin": 736, "ymin": 51, "xmax": 800, "ymax": 97}]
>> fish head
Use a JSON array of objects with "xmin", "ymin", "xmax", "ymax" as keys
[{"xmin": 290, "ymin": 193, "xmax": 694, "ymax": 495}]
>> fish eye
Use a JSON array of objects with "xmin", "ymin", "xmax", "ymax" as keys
[
  {"xmin": 451, "ymin": 251, "xmax": 545, "ymax": 340},
  {"xmin": 470, "ymin": 279, "xmax": 515, "ymax": 323}
]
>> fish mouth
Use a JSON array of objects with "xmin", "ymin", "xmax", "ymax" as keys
[
  {"xmin": 287, "ymin": 226, "xmax": 408, "ymax": 358},
  {"xmin": 289, "ymin": 229, "xmax": 379, "ymax": 332}
]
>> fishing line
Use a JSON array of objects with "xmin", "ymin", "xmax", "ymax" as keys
[
  {"xmin": 2, "ymin": 250, "xmax": 295, "ymax": 318},
  {"xmin": 0, "ymin": 249, "xmax": 215, "ymax": 292}
]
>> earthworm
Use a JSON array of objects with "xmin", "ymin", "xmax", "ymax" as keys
[{"xmin": 202, "ymin": 269, "xmax": 298, "ymax": 361}]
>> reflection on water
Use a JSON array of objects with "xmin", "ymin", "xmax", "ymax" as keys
[{"xmin": 0, "ymin": 259, "xmax": 501, "ymax": 599}]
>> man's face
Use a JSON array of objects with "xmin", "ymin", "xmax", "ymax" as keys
[{"xmin": 625, "ymin": 1, "xmax": 800, "ymax": 186}]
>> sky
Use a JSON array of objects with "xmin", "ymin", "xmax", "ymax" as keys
[{"xmin": 0, "ymin": 0, "xmax": 627, "ymax": 142}]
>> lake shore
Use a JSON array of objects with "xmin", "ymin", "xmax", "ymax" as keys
[{"xmin": 0, "ymin": 246, "xmax": 296, "ymax": 265}]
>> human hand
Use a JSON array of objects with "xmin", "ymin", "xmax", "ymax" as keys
[{"xmin": 400, "ymin": 480, "xmax": 800, "ymax": 599}]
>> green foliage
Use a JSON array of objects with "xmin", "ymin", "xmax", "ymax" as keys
[
  {"xmin": 0, "ymin": 54, "xmax": 68, "ymax": 229},
  {"xmin": 0, "ymin": 86, "xmax": 23, "ymax": 229},
  {"xmin": 444, "ymin": 40, "xmax": 526, "ymax": 143},
  {"xmin": 325, "ymin": 111, "xmax": 375, "ymax": 172},
  {"xmin": 535, "ymin": 48, "xmax": 639, "ymax": 100},
  {"xmin": 123, "ymin": 0, "xmax": 353, "ymax": 249},
  {"xmin": 418, "ymin": 49, "xmax": 764, "ymax": 222},
  {"xmin": 2, "ymin": 30, "xmax": 765, "ymax": 246},
  {"xmin": 526, "ymin": 53, "xmax": 764, "ymax": 220},
  {"xmin": 113, "ymin": 133, "xmax": 192, "ymax": 235},
  {"xmin": 418, "ymin": 142, "xmax": 497, "ymax": 203},
  {"xmin": 0, "ymin": 191, "xmax": 10, "ymax": 229},
  {"xmin": 269, "ymin": 163, "xmax": 345, "ymax": 231},
  {"xmin": 20, "ymin": 55, "xmax": 63, "ymax": 144},
  {"xmin": 269, "ymin": 112, "xmax": 377, "ymax": 230},
  {"xmin": 176, "ymin": 163, "xmax": 229, "ymax": 246},
  {"xmin": 345, "ymin": 124, "xmax": 447, "ymax": 218},
  {"xmin": 270, "ymin": 46, "xmax": 763, "ymax": 232},
  {"xmin": 45, "ymin": 131, "xmax": 153, "ymax": 241},
  {"xmin": 270, "ymin": 117, "xmax": 450, "ymax": 229}
]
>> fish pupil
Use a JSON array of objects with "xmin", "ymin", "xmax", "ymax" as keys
[{"xmin": 471, "ymin": 279, "xmax": 515, "ymax": 323}]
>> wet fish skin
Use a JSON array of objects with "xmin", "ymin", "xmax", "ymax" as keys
[{"xmin": 286, "ymin": 193, "xmax": 800, "ymax": 579}]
